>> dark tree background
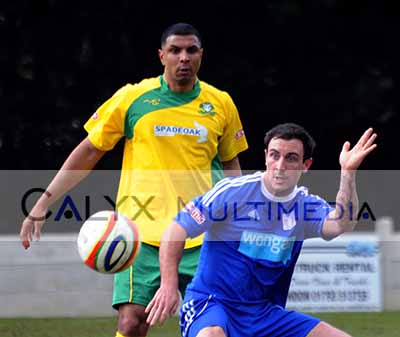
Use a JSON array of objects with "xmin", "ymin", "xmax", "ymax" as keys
[{"xmin": 1, "ymin": 0, "xmax": 398, "ymax": 170}]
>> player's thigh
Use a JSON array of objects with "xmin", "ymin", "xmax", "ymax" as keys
[
  {"xmin": 255, "ymin": 306, "xmax": 320, "ymax": 337},
  {"xmin": 196, "ymin": 326, "xmax": 226, "ymax": 337},
  {"xmin": 306, "ymin": 321, "xmax": 352, "ymax": 337},
  {"xmin": 113, "ymin": 243, "xmax": 161, "ymax": 308}
]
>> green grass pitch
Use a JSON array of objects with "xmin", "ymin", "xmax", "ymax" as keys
[{"xmin": 0, "ymin": 312, "xmax": 399, "ymax": 337}]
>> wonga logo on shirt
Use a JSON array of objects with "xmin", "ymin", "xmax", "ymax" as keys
[{"xmin": 238, "ymin": 231, "xmax": 295, "ymax": 264}]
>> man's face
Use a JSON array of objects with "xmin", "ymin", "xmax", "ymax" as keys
[
  {"xmin": 264, "ymin": 137, "xmax": 312, "ymax": 197},
  {"xmin": 158, "ymin": 34, "xmax": 203, "ymax": 90}
]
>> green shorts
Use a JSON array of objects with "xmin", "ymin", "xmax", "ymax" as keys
[{"xmin": 112, "ymin": 242, "xmax": 200, "ymax": 309}]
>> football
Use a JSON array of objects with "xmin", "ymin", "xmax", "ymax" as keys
[{"xmin": 77, "ymin": 210, "xmax": 141, "ymax": 273}]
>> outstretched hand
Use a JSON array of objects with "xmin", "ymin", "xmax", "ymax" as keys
[
  {"xmin": 20, "ymin": 205, "xmax": 48, "ymax": 249},
  {"xmin": 339, "ymin": 128, "xmax": 377, "ymax": 171},
  {"xmin": 145, "ymin": 286, "xmax": 181, "ymax": 326}
]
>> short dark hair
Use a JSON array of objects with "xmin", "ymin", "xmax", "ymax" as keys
[
  {"xmin": 161, "ymin": 23, "xmax": 202, "ymax": 47},
  {"xmin": 264, "ymin": 123, "xmax": 316, "ymax": 161}
]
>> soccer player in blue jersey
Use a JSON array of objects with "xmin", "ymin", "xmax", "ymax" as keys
[{"xmin": 146, "ymin": 123, "xmax": 377, "ymax": 337}]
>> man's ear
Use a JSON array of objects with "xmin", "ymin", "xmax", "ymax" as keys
[
  {"xmin": 158, "ymin": 49, "xmax": 165, "ymax": 66},
  {"xmin": 264, "ymin": 149, "xmax": 268, "ymax": 168},
  {"xmin": 303, "ymin": 158, "xmax": 313, "ymax": 173}
]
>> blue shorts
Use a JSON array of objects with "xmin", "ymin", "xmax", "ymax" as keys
[{"xmin": 180, "ymin": 291, "xmax": 320, "ymax": 337}]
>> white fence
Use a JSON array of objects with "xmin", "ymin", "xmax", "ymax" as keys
[
  {"xmin": 0, "ymin": 234, "xmax": 115, "ymax": 317},
  {"xmin": 0, "ymin": 217, "xmax": 399, "ymax": 317},
  {"xmin": 376, "ymin": 217, "xmax": 400, "ymax": 310}
]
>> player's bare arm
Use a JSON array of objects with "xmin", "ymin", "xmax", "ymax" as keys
[
  {"xmin": 145, "ymin": 221, "xmax": 187, "ymax": 326},
  {"xmin": 322, "ymin": 128, "xmax": 377, "ymax": 239},
  {"xmin": 222, "ymin": 156, "xmax": 242, "ymax": 176},
  {"xmin": 20, "ymin": 137, "xmax": 106, "ymax": 249}
]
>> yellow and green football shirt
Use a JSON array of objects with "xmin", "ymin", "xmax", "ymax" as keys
[{"xmin": 84, "ymin": 75, "xmax": 248, "ymax": 248}]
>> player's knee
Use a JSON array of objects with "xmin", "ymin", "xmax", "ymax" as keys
[
  {"xmin": 117, "ymin": 317, "xmax": 149, "ymax": 337},
  {"xmin": 197, "ymin": 325, "xmax": 226, "ymax": 337},
  {"xmin": 117, "ymin": 304, "xmax": 149, "ymax": 337},
  {"xmin": 117, "ymin": 314, "xmax": 140, "ymax": 336}
]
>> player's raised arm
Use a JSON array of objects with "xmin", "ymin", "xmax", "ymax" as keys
[
  {"xmin": 322, "ymin": 128, "xmax": 377, "ymax": 239},
  {"xmin": 145, "ymin": 220, "xmax": 188, "ymax": 326},
  {"xmin": 20, "ymin": 137, "xmax": 106, "ymax": 249}
]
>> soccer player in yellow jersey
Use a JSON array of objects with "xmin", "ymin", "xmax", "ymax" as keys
[{"xmin": 20, "ymin": 23, "xmax": 248, "ymax": 336}]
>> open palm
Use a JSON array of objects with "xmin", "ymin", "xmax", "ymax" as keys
[{"xmin": 339, "ymin": 128, "xmax": 377, "ymax": 171}]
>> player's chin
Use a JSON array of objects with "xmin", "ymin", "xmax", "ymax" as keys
[
  {"xmin": 176, "ymin": 76, "xmax": 193, "ymax": 85},
  {"xmin": 271, "ymin": 183, "xmax": 292, "ymax": 197}
]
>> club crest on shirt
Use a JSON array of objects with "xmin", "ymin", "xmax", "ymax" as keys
[
  {"xmin": 198, "ymin": 102, "xmax": 216, "ymax": 116},
  {"xmin": 282, "ymin": 211, "xmax": 297, "ymax": 230}
]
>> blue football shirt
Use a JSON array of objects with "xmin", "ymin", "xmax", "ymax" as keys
[{"xmin": 175, "ymin": 171, "xmax": 332, "ymax": 307}]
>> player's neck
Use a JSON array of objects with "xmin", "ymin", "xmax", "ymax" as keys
[{"xmin": 163, "ymin": 74, "xmax": 197, "ymax": 93}]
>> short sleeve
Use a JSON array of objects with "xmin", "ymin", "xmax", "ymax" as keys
[
  {"xmin": 174, "ymin": 195, "xmax": 211, "ymax": 238},
  {"xmin": 217, "ymin": 92, "xmax": 248, "ymax": 161},
  {"xmin": 84, "ymin": 84, "xmax": 135, "ymax": 151},
  {"xmin": 175, "ymin": 177, "xmax": 233, "ymax": 238}
]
